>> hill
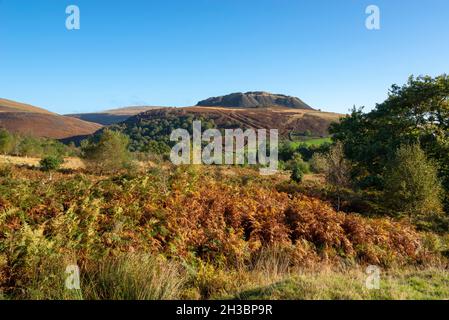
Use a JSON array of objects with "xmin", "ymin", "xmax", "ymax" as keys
[
  {"xmin": 0, "ymin": 98, "xmax": 102, "ymax": 139},
  {"xmin": 67, "ymin": 106, "xmax": 164, "ymax": 125},
  {"xmin": 107, "ymin": 106, "xmax": 342, "ymax": 151},
  {"xmin": 196, "ymin": 91, "xmax": 314, "ymax": 109}
]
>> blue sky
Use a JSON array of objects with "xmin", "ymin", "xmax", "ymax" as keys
[{"xmin": 0, "ymin": 0, "xmax": 448, "ymax": 114}]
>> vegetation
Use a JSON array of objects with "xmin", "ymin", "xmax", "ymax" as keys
[
  {"xmin": 1, "ymin": 164, "xmax": 447, "ymax": 300},
  {"xmin": 0, "ymin": 128, "xmax": 73, "ymax": 158},
  {"xmin": 1, "ymin": 75, "xmax": 449, "ymax": 300},
  {"xmin": 108, "ymin": 112, "xmax": 217, "ymax": 153},
  {"xmin": 81, "ymin": 129, "xmax": 134, "ymax": 174},
  {"xmin": 383, "ymin": 144, "xmax": 444, "ymax": 227},
  {"xmin": 39, "ymin": 156, "xmax": 64, "ymax": 180},
  {"xmin": 331, "ymin": 75, "xmax": 449, "ymax": 216},
  {"xmin": 290, "ymin": 165, "xmax": 304, "ymax": 183}
]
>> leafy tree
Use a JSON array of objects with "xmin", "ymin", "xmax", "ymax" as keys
[
  {"xmin": 0, "ymin": 129, "xmax": 12, "ymax": 155},
  {"xmin": 384, "ymin": 144, "xmax": 443, "ymax": 224},
  {"xmin": 330, "ymin": 75, "xmax": 449, "ymax": 212},
  {"xmin": 82, "ymin": 129, "xmax": 133, "ymax": 174}
]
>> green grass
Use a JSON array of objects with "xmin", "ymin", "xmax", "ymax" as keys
[
  {"xmin": 229, "ymin": 268, "xmax": 449, "ymax": 300},
  {"xmin": 290, "ymin": 137, "xmax": 332, "ymax": 147}
]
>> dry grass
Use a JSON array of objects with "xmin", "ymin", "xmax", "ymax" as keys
[{"xmin": 0, "ymin": 155, "xmax": 85, "ymax": 170}]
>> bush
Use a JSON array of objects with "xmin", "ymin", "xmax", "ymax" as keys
[
  {"xmin": 40, "ymin": 156, "xmax": 64, "ymax": 172},
  {"xmin": 384, "ymin": 144, "xmax": 443, "ymax": 225},
  {"xmin": 309, "ymin": 153, "xmax": 328, "ymax": 173},
  {"xmin": 291, "ymin": 165, "xmax": 304, "ymax": 183},
  {"xmin": 82, "ymin": 129, "xmax": 133, "ymax": 174}
]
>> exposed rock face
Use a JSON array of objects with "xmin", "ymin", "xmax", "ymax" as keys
[{"xmin": 196, "ymin": 91, "xmax": 314, "ymax": 110}]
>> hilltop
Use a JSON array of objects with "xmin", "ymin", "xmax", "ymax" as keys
[{"xmin": 196, "ymin": 91, "xmax": 314, "ymax": 110}]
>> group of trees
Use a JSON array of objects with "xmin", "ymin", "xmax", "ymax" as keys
[
  {"xmin": 0, "ymin": 127, "xmax": 133, "ymax": 176},
  {"xmin": 0, "ymin": 129, "xmax": 72, "ymax": 158},
  {"xmin": 328, "ymin": 75, "xmax": 449, "ymax": 228}
]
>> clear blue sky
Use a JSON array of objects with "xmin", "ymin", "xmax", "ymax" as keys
[{"xmin": 1, "ymin": 0, "xmax": 448, "ymax": 114}]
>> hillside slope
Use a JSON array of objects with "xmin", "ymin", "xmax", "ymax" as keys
[
  {"xmin": 0, "ymin": 98, "xmax": 102, "ymax": 139},
  {"xmin": 67, "ymin": 106, "xmax": 164, "ymax": 125},
  {"xmin": 105, "ymin": 106, "xmax": 342, "ymax": 151}
]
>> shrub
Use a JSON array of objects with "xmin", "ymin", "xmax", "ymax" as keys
[
  {"xmin": 82, "ymin": 129, "xmax": 133, "ymax": 174},
  {"xmin": 383, "ymin": 144, "xmax": 443, "ymax": 225},
  {"xmin": 40, "ymin": 156, "xmax": 64, "ymax": 172},
  {"xmin": 291, "ymin": 165, "xmax": 304, "ymax": 183},
  {"xmin": 309, "ymin": 153, "xmax": 327, "ymax": 173}
]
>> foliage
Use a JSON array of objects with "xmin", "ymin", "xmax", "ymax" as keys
[
  {"xmin": 40, "ymin": 156, "xmax": 64, "ymax": 172},
  {"xmin": 0, "ymin": 129, "xmax": 13, "ymax": 155},
  {"xmin": 108, "ymin": 111, "xmax": 217, "ymax": 153},
  {"xmin": 309, "ymin": 153, "xmax": 328, "ymax": 173},
  {"xmin": 290, "ymin": 165, "xmax": 304, "ymax": 183},
  {"xmin": 0, "ymin": 164, "xmax": 445, "ymax": 299},
  {"xmin": 0, "ymin": 129, "xmax": 72, "ymax": 158},
  {"xmin": 279, "ymin": 141, "xmax": 331, "ymax": 162},
  {"xmin": 330, "ymin": 75, "xmax": 449, "ymax": 214},
  {"xmin": 81, "ymin": 129, "xmax": 133, "ymax": 174},
  {"xmin": 383, "ymin": 144, "xmax": 443, "ymax": 224}
]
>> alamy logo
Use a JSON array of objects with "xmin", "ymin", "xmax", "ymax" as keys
[
  {"xmin": 365, "ymin": 265, "xmax": 381, "ymax": 290},
  {"xmin": 170, "ymin": 121, "xmax": 278, "ymax": 175},
  {"xmin": 65, "ymin": 264, "xmax": 80, "ymax": 290},
  {"xmin": 365, "ymin": 5, "xmax": 380, "ymax": 30},
  {"xmin": 66, "ymin": 5, "xmax": 80, "ymax": 30}
]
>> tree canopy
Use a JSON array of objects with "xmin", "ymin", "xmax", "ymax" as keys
[{"xmin": 330, "ymin": 75, "xmax": 449, "ymax": 211}]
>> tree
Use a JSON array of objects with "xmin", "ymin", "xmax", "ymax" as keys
[
  {"xmin": 384, "ymin": 144, "xmax": 443, "ymax": 223},
  {"xmin": 324, "ymin": 142, "xmax": 351, "ymax": 211},
  {"xmin": 330, "ymin": 75, "xmax": 449, "ymax": 212},
  {"xmin": 309, "ymin": 153, "xmax": 328, "ymax": 173},
  {"xmin": 82, "ymin": 129, "xmax": 133, "ymax": 174},
  {"xmin": 40, "ymin": 156, "xmax": 64, "ymax": 180},
  {"xmin": 0, "ymin": 129, "xmax": 12, "ymax": 155}
]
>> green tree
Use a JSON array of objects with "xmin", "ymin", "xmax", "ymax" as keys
[
  {"xmin": 384, "ymin": 144, "xmax": 443, "ymax": 224},
  {"xmin": 331, "ymin": 75, "xmax": 449, "ymax": 212},
  {"xmin": 82, "ymin": 129, "xmax": 133, "ymax": 174},
  {"xmin": 0, "ymin": 129, "xmax": 12, "ymax": 155}
]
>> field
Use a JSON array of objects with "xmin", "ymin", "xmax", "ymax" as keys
[
  {"xmin": 1, "ymin": 159, "xmax": 448, "ymax": 300},
  {"xmin": 0, "ymin": 155, "xmax": 85, "ymax": 170},
  {"xmin": 290, "ymin": 137, "xmax": 332, "ymax": 147}
]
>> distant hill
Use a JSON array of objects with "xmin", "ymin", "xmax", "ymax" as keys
[
  {"xmin": 0, "ymin": 98, "xmax": 55, "ymax": 115},
  {"xmin": 0, "ymin": 98, "xmax": 102, "ymax": 139},
  {"xmin": 67, "ymin": 106, "xmax": 164, "ymax": 125},
  {"xmin": 197, "ymin": 92, "xmax": 314, "ymax": 110}
]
